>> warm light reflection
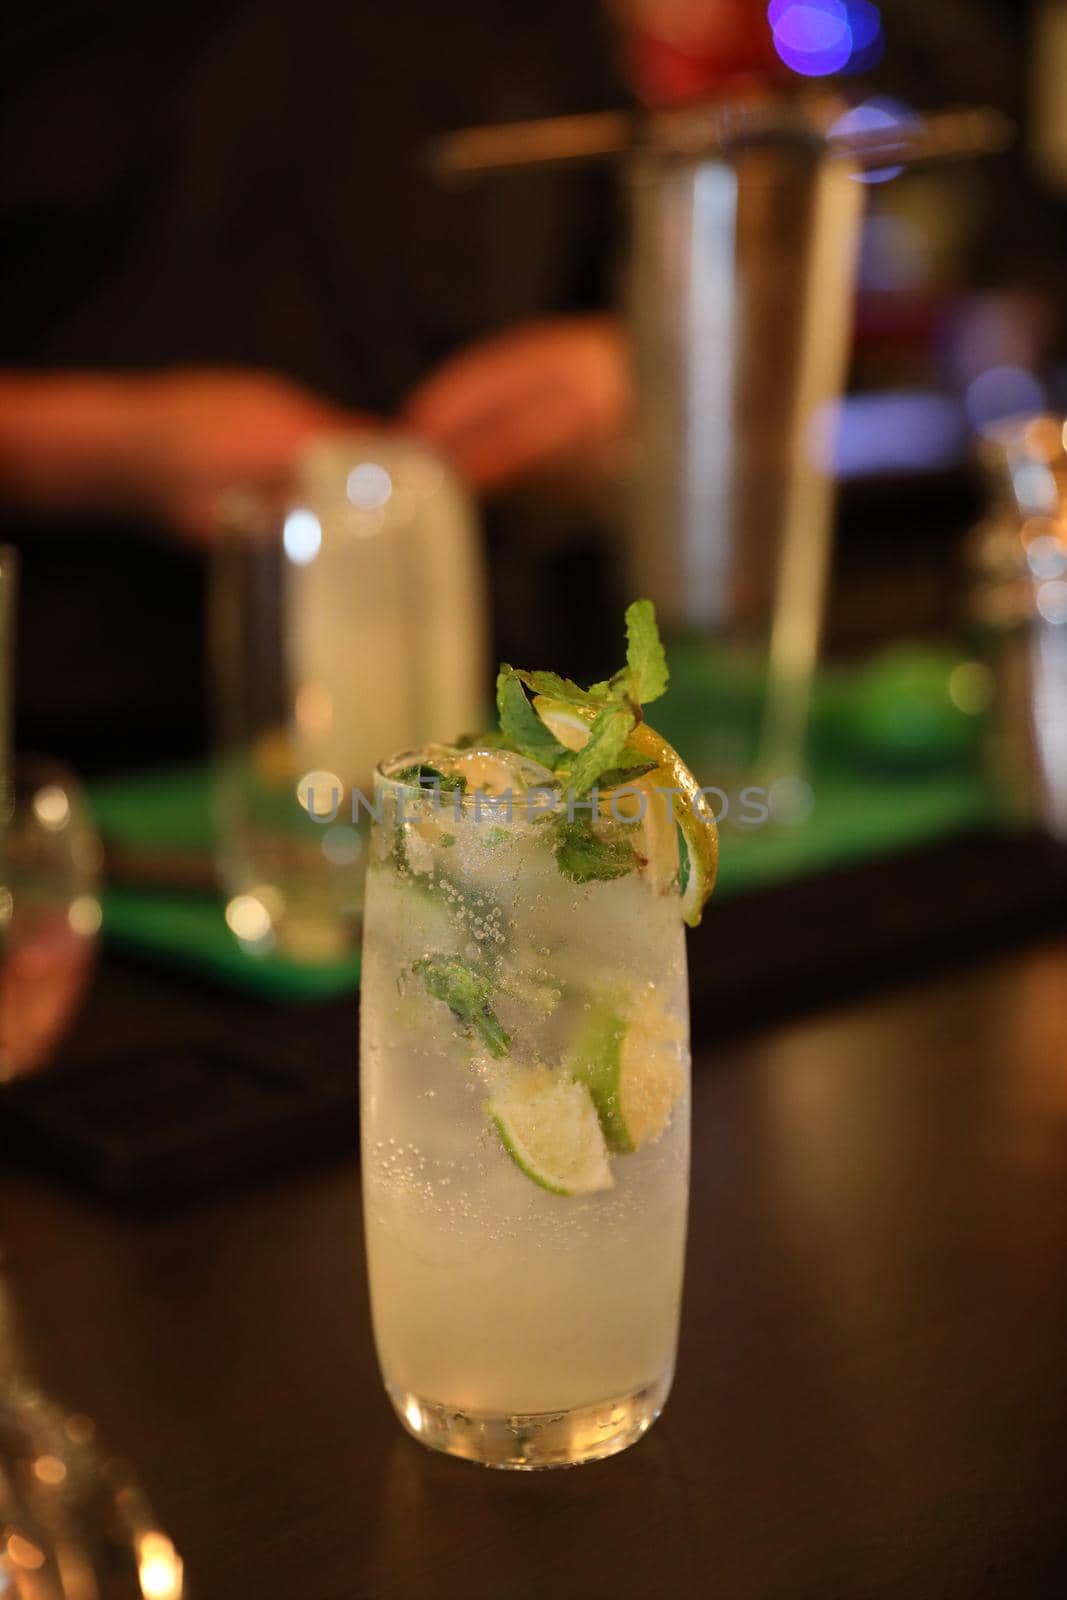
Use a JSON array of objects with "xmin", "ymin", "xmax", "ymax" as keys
[
  {"xmin": 138, "ymin": 1533, "xmax": 183, "ymax": 1600},
  {"xmin": 282, "ymin": 508, "xmax": 322, "ymax": 565},
  {"xmin": 1022, "ymin": 416, "xmax": 1062, "ymax": 459},
  {"xmin": 224, "ymin": 894, "xmax": 273, "ymax": 943},
  {"xmin": 296, "ymin": 769, "xmax": 343, "ymax": 820},
  {"xmin": 32, "ymin": 1453, "xmax": 67, "ymax": 1486},
  {"xmin": 33, "ymin": 783, "xmax": 71, "ymax": 831},
  {"xmin": 6, "ymin": 1532, "xmax": 46, "ymax": 1569},
  {"xmin": 68, "ymin": 895, "xmax": 103, "ymax": 938},
  {"xmin": 346, "ymin": 461, "xmax": 393, "ymax": 510},
  {"xmin": 404, "ymin": 1396, "xmax": 423, "ymax": 1432}
]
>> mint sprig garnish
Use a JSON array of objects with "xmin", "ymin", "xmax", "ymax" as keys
[
  {"xmin": 495, "ymin": 600, "xmax": 669, "ymax": 795},
  {"xmin": 567, "ymin": 705, "xmax": 635, "ymax": 797},
  {"xmin": 496, "ymin": 669, "xmax": 569, "ymax": 768},
  {"xmin": 413, "ymin": 956, "xmax": 511, "ymax": 1058}
]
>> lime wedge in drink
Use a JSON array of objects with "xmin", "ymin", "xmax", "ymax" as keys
[
  {"xmin": 532, "ymin": 697, "xmax": 718, "ymax": 926},
  {"xmin": 569, "ymin": 997, "xmax": 685, "ymax": 1152},
  {"xmin": 489, "ymin": 1069, "xmax": 614, "ymax": 1196}
]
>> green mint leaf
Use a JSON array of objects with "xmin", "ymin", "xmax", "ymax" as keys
[
  {"xmin": 567, "ymin": 705, "xmax": 637, "ymax": 796},
  {"xmin": 595, "ymin": 760, "xmax": 658, "ymax": 788},
  {"xmin": 512, "ymin": 669, "xmax": 610, "ymax": 709},
  {"xmin": 412, "ymin": 956, "xmax": 511, "ymax": 1059},
  {"xmin": 496, "ymin": 667, "xmax": 569, "ymax": 767},
  {"xmin": 391, "ymin": 763, "xmax": 467, "ymax": 792},
  {"xmin": 554, "ymin": 817, "xmax": 639, "ymax": 884},
  {"xmin": 492, "ymin": 597, "xmax": 670, "ymax": 771},
  {"xmin": 625, "ymin": 599, "xmax": 669, "ymax": 705}
]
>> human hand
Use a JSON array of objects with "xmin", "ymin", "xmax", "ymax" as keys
[
  {"xmin": 127, "ymin": 369, "xmax": 375, "ymax": 540},
  {"xmin": 402, "ymin": 317, "xmax": 632, "ymax": 497},
  {"xmin": 0, "ymin": 368, "xmax": 377, "ymax": 541}
]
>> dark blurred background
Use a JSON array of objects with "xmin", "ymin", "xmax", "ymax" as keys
[{"xmin": 3, "ymin": 0, "xmax": 1067, "ymax": 772}]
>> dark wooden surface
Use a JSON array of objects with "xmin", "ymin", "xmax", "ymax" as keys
[{"xmin": 3, "ymin": 939, "xmax": 1067, "ymax": 1600}]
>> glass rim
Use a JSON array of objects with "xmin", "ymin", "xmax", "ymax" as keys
[{"xmin": 374, "ymin": 748, "xmax": 564, "ymax": 818}]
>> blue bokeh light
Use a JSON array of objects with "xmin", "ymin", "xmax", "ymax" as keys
[
  {"xmin": 844, "ymin": 0, "xmax": 885, "ymax": 71},
  {"xmin": 769, "ymin": 0, "xmax": 884, "ymax": 79},
  {"xmin": 772, "ymin": 2, "xmax": 852, "ymax": 76},
  {"xmin": 964, "ymin": 366, "xmax": 1048, "ymax": 436},
  {"xmin": 829, "ymin": 95, "xmax": 919, "ymax": 182}
]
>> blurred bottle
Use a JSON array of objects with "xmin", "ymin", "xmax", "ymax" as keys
[
  {"xmin": 211, "ymin": 436, "xmax": 487, "ymax": 963},
  {"xmin": 967, "ymin": 416, "xmax": 1067, "ymax": 840}
]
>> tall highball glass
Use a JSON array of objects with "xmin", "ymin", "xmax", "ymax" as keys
[{"xmin": 360, "ymin": 752, "xmax": 691, "ymax": 1468}]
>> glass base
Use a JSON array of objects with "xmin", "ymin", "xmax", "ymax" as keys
[{"xmin": 386, "ymin": 1373, "xmax": 671, "ymax": 1470}]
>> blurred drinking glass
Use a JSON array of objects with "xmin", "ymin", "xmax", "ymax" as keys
[
  {"xmin": 0, "ymin": 1371, "xmax": 184, "ymax": 1598},
  {"xmin": 0, "ymin": 758, "xmax": 102, "ymax": 1084},
  {"xmin": 210, "ymin": 435, "xmax": 487, "ymax": 963},
  {"xmin": 0, "ymin": 549, "xmax": 101, "ymax": 1083},
  {"xmin": 968, "ymin": 416, "xmax": 1067, "ymax": 840}
]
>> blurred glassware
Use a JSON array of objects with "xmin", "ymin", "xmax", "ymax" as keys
[
  {"xmin": 0, "ymin": 758, "xmax": 103, "ymax": 1084},
  {"xmin": 210, "ymin": 434, "xmax": 487, "ymax": 963},
  {"xmin": 0, "ymin": 1377, "xmax": 184, "ymax": 1598},
  {"xmin": 434, "ymin": 95, "xmax": 1008, "ymax": 792},
  {"xmin": 627, "ymin": 98, "xmax": 866, "ymax": 787},
  {"xmin": 967, "ymin": 416, "xmax": 1067, "ymax": 841}
]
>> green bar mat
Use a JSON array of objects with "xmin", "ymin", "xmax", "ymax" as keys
[{"xmin": 87, "ymin": 644, "xmax": 998, "ymax": 998}]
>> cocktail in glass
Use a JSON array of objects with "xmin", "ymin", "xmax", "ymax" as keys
[{"xmin": 360, "ymin": 721, "xmax": 708, "ymax": 1467}]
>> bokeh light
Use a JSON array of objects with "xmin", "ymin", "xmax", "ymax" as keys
[
  {"xmin": 810, "ymin": 392, "xmax": 967, "ymax": 479},
  {"xmin": 321, "ymin": 825, "xmax": 363, "ymax": 866},
  {"xmin": 32, "ymin": 782, "xmax": 71, "ymax": 831},
  {"xmin": 346, "ymin": 462, "xmax": 392, "ymax": 510},
  {"xmin": 845, "ymin": 0, "xmax": 885, "ymax": 70},
  {"xmin": 829, "ymin": 96, "xmax": 918, "ymax": 183},
  {"xmin": 282, "ymin": 507, "xmax": 322, "ymax": 565},
  {"xmin": 1036, "ymin": 579, "xmax": 1067, "ymax": 625},
  {"xmin": 224, "ymin": 893, "xmax": 274, "ymax": 944},
  {"xmin": 768, "ymin": 1, "xmax": 884, "ymax": 78},
  {"xmin": 964, "ymin": 366, "xmax": 1047, "ymax": 436},
  {"xmin": 948, "ymin": 662, "xmax": 994, "ymax": 715}
]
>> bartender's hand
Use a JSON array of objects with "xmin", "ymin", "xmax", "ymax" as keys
[
  {"xmin": 126, "ymin": 370, "xmax": 369, "ymax": 540},
  {"xmin": 402, "ymin": 316, "xmax": 632, "ymax": 496},
  {"xmin": 0, "ymin": 368, "xmax": 374, "ymax": 542}
]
